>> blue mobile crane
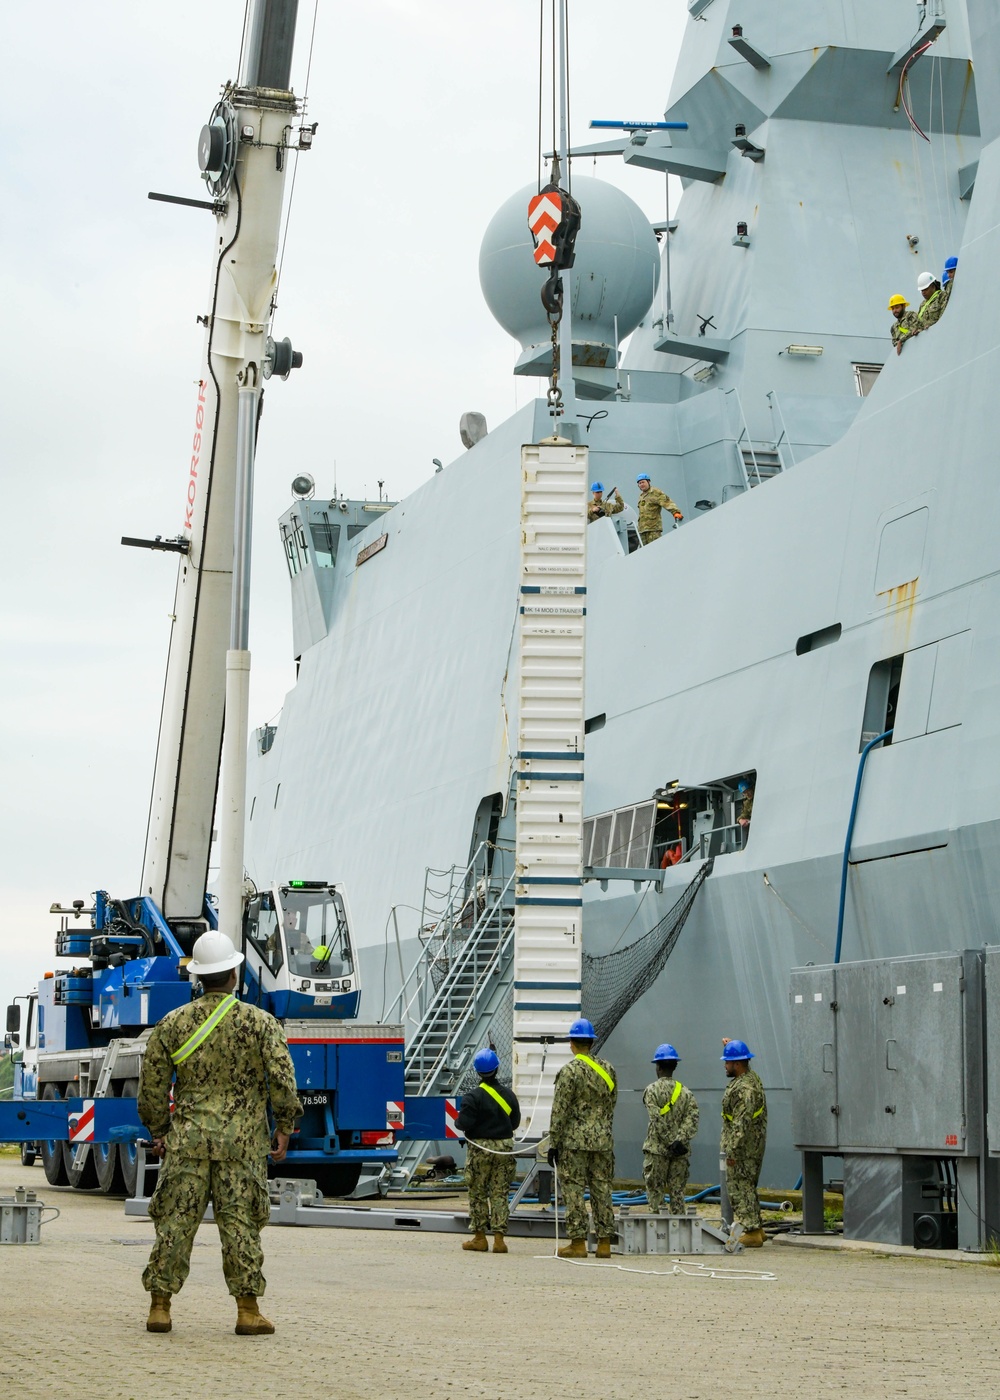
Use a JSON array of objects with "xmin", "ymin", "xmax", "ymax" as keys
[{"xmin": 2, "ymin": 0, "xmax": 413, "ymax": 1199}]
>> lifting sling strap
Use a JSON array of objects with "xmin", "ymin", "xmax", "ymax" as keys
[
  {"xmin": 576, "ymin": 1053, "xmax": 615, "ymax": 1093},
  {"xmin": 479, "ymin": 1082, "xmax": 513, "ymax": 1115},
  {"xmin": 659, "ymin": 1080, "xmax": 684, "ymax": 1115},
  {"xmin": 171, "ymin": 993, "xmax": 238, "ymax": 1066}
]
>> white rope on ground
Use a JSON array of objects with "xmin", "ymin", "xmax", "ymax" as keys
[{"xmin": 536, "ymin": 1255, "xmax": 776, "ymax": 1282}]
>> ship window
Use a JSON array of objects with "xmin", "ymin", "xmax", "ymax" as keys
[
  {"xmin": 585, "ymin": 713, "xmax": 606, "ymax": 734},
  {"xmin": 653, "ymin": 771, "xmax": 755, "ymax": 862},
  {"xmin": 282, "ymin": 527, "xmax": 300, "ymax": 577},
  {"xmin": 347, "ymin": 524, "xmax": 368, "ymax": 541},
  {"xmin": 796, "ymin": 623, "xmax": 842, "ymax": 655},
  {"xmin": 853, "ymin": 363, "xmax": 883, "ymax": 396},
  {"xmin": 310, "ymin": 517, "xmax": 339, "ymax": 568},
  {"xmin": 861, "ymin": 655, "xmax": 903, "ymax": 749}
]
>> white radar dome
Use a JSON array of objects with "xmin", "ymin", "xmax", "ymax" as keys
[{"xmin": 479, "ymin": 176, "xmax": 660, "ymax": 376}]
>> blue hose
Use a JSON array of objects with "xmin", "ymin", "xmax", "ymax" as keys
[{"xmin": 834, "ymin": 728, "xmax": 893, "ymax": 964}]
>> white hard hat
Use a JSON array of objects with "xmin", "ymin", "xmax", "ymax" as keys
[
  {"xmin": 916, "ymin": 271, "xmax": 936, "ymax": 291},
  {"xmin": 187, "ymin": 930, "xmax": 244, "ymax": 976}
]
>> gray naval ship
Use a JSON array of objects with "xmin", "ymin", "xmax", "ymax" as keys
[{"xmin": 244, "ymin": 0, "xmax": 1000, "ymax": 1183}]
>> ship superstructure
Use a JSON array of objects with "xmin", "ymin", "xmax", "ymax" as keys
[{"xmin": 245, "ymin": 0, "xmax": 1000, "ymax": 1181}]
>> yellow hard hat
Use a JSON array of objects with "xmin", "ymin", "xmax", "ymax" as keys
[{"xmin": 888, "ymin": 294, "xmax": 908, "ymax": 309}]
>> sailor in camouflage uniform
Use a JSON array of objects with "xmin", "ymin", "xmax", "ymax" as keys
[
  {"xmin": 642, "ymin": 1043, "xmax": 699, "ymax": 1214},
  {"xmin": 138, "ymin": 931, "xmax": 302, "ymax": 1335},
  {"xmin": 588, "ymin": 481, "xmax": 624, "ymax": 524},
  {"xmin": 720, "ymin": 1038, "xmax": 768, "ymax": 1247},
  {"xmin": 547, "ymin": 1018, "xmax": 617, "ymax": 1259},
  {"xmin": 635, "ymin": 473, "xmax": 683, "ymax": 545},
  {"xmin": 455, "ymin": 1047, "xmax": 521, "ymax": 1254}
]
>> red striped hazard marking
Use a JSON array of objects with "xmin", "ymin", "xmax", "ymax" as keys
[
  {"xmin": 444, "ymin": 1098, "xmax": 461, "ymax": 1139},
  {"xmin": 528, "ymin": 191, "xmax": 563, "ymax": 266},
  {"xmin": 69, "ymin": 1100, "xmax": 96, "ymax": 1143}
]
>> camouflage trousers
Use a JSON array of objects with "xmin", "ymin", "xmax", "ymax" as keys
[
  {"xmin": 143, "ymin": 1153, "xmax": 271, "ymax": 1298},
  {"xmin": 466, "ymin": 1138, "xmax": 516, "ymax": 1233},
  {"xmin": 642, "ymin": 1149, "xmax": 690, "ymax": 1214},
  {"xmin": 727, "ymin": 1149, "xmax": 764, "ymax": 1230},
  {"xmin": 639, "ymin": 528, "xmax": 662, "ymax": 546},
  {"xmin": 558, "ymin": 1148, "xmax": 615, "ymax": 1241}
]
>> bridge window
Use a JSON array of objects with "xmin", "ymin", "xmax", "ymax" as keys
[
  {"xmin": 853, "ymin": 363, "xmax": 883, "ymax": 396},
  {"xmin": 309, "ymin": 516, "xmax": 339, "ymax": 568}
]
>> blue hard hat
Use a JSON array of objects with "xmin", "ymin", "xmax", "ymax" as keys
[
  {"xmin": 591, "ymin": 481, "xmax": 604, "ymax": 493},
  {"xmin": 652, "ymin": 1043, "xmax": 680, "ymax": 1063},
  {"xmin": 636, "ymin": 473, "xmax": 651, "ymax": 484},
  {"xmin": 473, "ymin": 1048, "xmax": 500, "ymax": 1075},
  {"xmin": 569, "ymin": 1017, "xmax": 597, "ymax": 1040},
  {"xmin": 944, "ymin": 256, "xmax": 958, "ymax": 271},
  {"xmin": 721, "ymin": 1039, "xmax": 754, "ymax": 1061}
]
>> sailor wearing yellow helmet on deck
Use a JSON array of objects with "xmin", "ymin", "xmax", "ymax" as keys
[{"xmin": 888, "ymin": 294, "xmax": 918, "ymax": 355}]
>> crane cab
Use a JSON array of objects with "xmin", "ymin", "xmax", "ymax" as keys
[{"xmin": 241, "ymin": 880, "xmax": 360, "ymax": 1020}]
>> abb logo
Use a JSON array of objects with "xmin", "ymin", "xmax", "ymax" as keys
[
  {"xmin": 183, "ymin": 380, "xmax": 208, "ymax": 532},
  {"xmin": 944, "ymin": 1134, "xmax": 959, "ymax": 1147}
]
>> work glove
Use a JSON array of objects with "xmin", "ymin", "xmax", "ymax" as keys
[
  {"xmin": 672, "ymin": 511, "xmax": 683, "ymax": 522},
  {"xmin": 546, "ymin": 1147, "xmax": 559, "ymax": 1168},
  {"xmin": 669, "ymin": 1139, "xmax": 687, "ymax": 1158}
]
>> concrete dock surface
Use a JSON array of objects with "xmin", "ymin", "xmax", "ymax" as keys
[{"xmin": 2, "ymin": 1157, "xmax": 999, "ymax": 1400}]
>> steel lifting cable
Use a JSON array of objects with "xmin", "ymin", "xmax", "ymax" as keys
[{"xmin": 273, "ymin": 0, "xmax": 320, "ymax": 315}]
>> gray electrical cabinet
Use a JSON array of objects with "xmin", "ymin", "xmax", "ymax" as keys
[
  {"xmin": 791, "ymin": 950, "xmax": 995, "ymax": 1250},
  {"xmin": 791, "ymin": 952, "xmax": 981, "ymax": 1156}
]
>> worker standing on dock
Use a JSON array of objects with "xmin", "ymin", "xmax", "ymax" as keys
[
  {"xmin": 635, "ymin": 474, "xmax": 683, "ymax": 545},
  {"xmin": 720, "ymin": 1038, "xmax": 768, "ymax": 1247},
  {"xmin": 642, "ymin": 1043, "xmax": 699, "ymax": 1214},
  {"xmin": 138, "ymin": 932, "xmax": 302, "ymax": 1335},
  {"xmin": 456, "ymin": 1048, "xmax": 521, "ymax": 1254},
  {"xmin": 547, "ymin": 1018, "xmax": 618, "ymax": 1259}
]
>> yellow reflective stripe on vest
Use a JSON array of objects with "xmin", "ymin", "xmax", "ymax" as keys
[
  {"xmin": 577, "ymin": 1053, "xmax": 615, "ymax": 1092},
  {"xmin": 723, "ymin": 1105, "xmax": 764, "ymax": 1122},
  {"xmin": 170, "ymin": 993, "xmax": 238, "ymax": 1066},
  {"xmin": 479, "ymin": 1082, "xmax": 512, "ymax": 1115},
  {"xmin": 659, "ymin": 1081, "xmax": 684, "ymax": 1115},
  {"xmin": 753, "ymin": 1106, "xmax": 764, "ymax": 1118}
]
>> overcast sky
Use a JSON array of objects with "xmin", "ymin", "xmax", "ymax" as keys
[{"xmin": 0, "ymin": 1, "xmax": 684, "ymax": 1019}]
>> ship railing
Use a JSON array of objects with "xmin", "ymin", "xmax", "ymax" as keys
[
  {"xmin": 390, "ymin": 842, "xmax": 514, "ymax": 1030},
  {"xmin": 697, "ymin": 822, "xmax": 747, "ymax": 859},
  {"xmin": 401, "ymin": 866, "xmax": 517, "ymax": 1096},
  {"xmin": 766, "ymin": 390, "xmax": 796, "ymax": 469}
]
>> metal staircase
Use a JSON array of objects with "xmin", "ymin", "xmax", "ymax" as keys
[
  {"xmin": 389, "ymin": 842, "xmax": 517, "ymax": 1179},
  {"xmin": 739, "ymin": 441, "xmax": 784, "ymax": 487}
]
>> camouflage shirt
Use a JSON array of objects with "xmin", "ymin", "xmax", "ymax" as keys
[
  {"xmin": 721, "ymin": 1068, "xmax": 767, "ymax": 1158},
  {"xmin": 641, "ymin": 1076, "xmax": 700, "ymax": 1156},
  {"xmin": 588, "ymin": 493, "xmax": 624, "ymax": 523},
  {"xmin": 138, "ymin": 992, "xmax": 302, "ymax": 1162},
  {"xmin": 637, "ymin": 487, "xmax": 681, "ymax": 536},
  {"xmin": 549, "ymin": 1051, "xmax": 617, "ymax": 1152},
  {"xmin": 916, "ymin": 288, "xmax": 945, "ymax": 329},
  {"xmin": 890, "ymin": 311, "xmax": 919, "ymax": 348}
]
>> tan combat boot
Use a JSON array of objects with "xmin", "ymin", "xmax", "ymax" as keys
[
  {"xmin": 557, "ymin": 1238, "xmax": 587, "ymax": 1259},
  {"xmin": 595, "ymin": 1238, "xmax": 612, "ymax": 1259},
  {"xmin": 462, "ymin": 1231, "xmax": 489, "ymax": 1252},
  {"xmin": 235, "ymin": 1295, "xmax": 275, "ymax": 1335},
  {"xmin": 492, "ymin": 1233, "xmax": 508, "ymax": 1253},
  {"xmin": 146, "ymin": 1293, "xmax": 172, "ymax": 1333},
  {"xmin": 740, "ymin": 1228, "xmax": 766, "ymax": 1247}
]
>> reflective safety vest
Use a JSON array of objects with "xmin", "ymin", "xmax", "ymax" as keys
[
  {"xmin": 479, "ymin": 1081, "xmax": 512, "ymax": 1115},
  {"xmin": 577, "ymin": 1053, "xmax": 615, "ymax": 1092},
  {"xmin": 170, "ymin": 993, "xmax": 238, "ymax": 1066},
  {"xmin": 722, "ymin": 1105, "xmax": 764, "ymax": 1120},
  {"xmin": 659, "ymin": 1081, "xmax": 684, "ymax": 1115}
]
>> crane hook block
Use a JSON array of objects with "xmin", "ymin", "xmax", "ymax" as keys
[{"xmin": 527, "ymin": 183, "xmax": 582, "ymax": 272}]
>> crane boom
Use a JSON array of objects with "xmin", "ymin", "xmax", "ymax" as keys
[{"xmin": 141, "ymin": 1, "xmax": 302, "ymax": 921}]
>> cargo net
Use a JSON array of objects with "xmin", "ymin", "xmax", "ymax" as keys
[
  {"xmin": 460, "ymin": 859, "xmax": 712, "ymax": 1092},
  {"xmin": 585, "ymin": 858, "xmax": 712, "ymax": 1053}
]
